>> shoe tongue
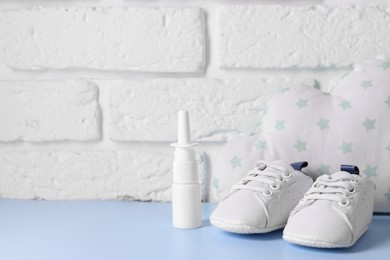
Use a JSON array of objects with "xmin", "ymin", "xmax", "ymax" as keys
[
  {"xmin": 270, "ymin": 160, "xmax": 294, "ymax": 171},
  {"xmin": 246, "ymin": 160, "xmax": 292, "ymax": 188},
  {"xmin": 330, "ymin": 171, "xmax": 355, "ymax": 181},
  {"xmin": 311, "ymin": 200, "xmax": 333, "ymax": 210}
]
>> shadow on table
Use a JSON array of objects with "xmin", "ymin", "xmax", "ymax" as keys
[
  {"xmin": 202, "ymin": 218, "xmax": 211, "ymax": 227},
  {"xmin": 222, "ymin": 229, "xmax": 283, "ymax": 241}
]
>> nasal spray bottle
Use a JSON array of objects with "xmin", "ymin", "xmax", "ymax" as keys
[{"xmin": 171, "ymin": 110, "xmax": 201, "ymax": 229}]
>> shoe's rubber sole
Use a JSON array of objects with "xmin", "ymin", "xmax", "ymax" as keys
[
  {"xmin": 210, "ymin": 219, "xmax": 285, "ymax": 234},
  {"xmin": 283, "ymin": 226, "xmax": 368, "ymax": 248}
]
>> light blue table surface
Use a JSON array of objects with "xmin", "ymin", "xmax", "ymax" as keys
[{"xmin": 0, "ymin": 200, "xmax": 389, "ymax": 260}]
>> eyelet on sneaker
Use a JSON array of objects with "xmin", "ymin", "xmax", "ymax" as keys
[
  {"xmin": 341, "ymin": 193, "xmax": 352, "ymax": 199},
  {"xmin": 347, "ymin": 187, "xmax": 357, "ymax": 194},
  {"xmin": 254, "ymin": 161, "xmax": 267, "ymax": 170},
  {"xmin": 338, "ymin": 199, "xmax": 350, "ymax": 207},
  {"xmin": 262, "ymin": 190, "xmax": 273, "ymax": 197},
  {"xmin": 247, "ymin": 170, "xmax": 257, "ymax": 176},
  {"xmin": 282, "ymin": 171, "xmax": 292, "ymax": 178},
  {"xmin": 269, "ymin": 182, "xmax": 280, "ymax": 190},
  {"xmin": 350, "ymin": 178, "xmax": 358, "ymax": 183}
]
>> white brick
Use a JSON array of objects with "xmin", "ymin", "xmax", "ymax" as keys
[
  {"xmin": 106, "ymin": 78, "xmax": 310, "ymax": 141},
  {"xmin": 219, "ymin": 5, "xmax": 390, "ymax": 68},
  {"xmin": 0, "ymin": 7, "xmax": 205, "ymax": 72},
  {"xmin": 0, "ymin": 151, "xmax": 207, "ymax": 201},
  {"xmin": 0, "ymin": 81, "xmax": 100, "ymax": 141}
]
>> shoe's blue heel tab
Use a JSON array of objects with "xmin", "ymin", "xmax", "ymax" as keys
[
  {"xmin": 291, "ymin": 161, "xmax": 308, "ymax": 171},
  {"xmin": 341, "ymin": 165, "xmax": 360, "ymax": 175}
]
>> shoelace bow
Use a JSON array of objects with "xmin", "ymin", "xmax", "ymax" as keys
[
  {"xmin": 231, "ymin": 161, "xmax": 292, "ymax": 196},
  {"xmin": 303, "ymin": 175, "xmax": 358, "ymax": 206}
]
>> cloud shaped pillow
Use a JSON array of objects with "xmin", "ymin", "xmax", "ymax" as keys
[{"xmin": 214, "ymin": 56, "xmax": 390, "ymax": 212}]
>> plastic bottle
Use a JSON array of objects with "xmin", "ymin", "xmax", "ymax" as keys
[{"xmin": 171, "ymin": 110, "xmax": 201, "ymax": 229}]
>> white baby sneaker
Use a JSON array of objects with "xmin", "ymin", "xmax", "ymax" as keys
[
  {"xmin": 283, "ymin": 165, "xmax": 375, "ymax": 248},
  {"xmin": 210, "ymin": 160, "xmax": 313, "ymax": 234}
]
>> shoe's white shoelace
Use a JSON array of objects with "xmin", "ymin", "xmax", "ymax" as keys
[
  {"xmin": 303, "ymin": 175, "xmax": 358, "ymax": 206},
  {"xmin": 231, "ymin": 161, "xmax": 292, "ymax": 196}
]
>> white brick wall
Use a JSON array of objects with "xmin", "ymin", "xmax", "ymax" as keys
[
  {"xmin": 0, "ymin": 81, "xmax": 100, "ymax": 141},
  {"xmin": 0, "ymin": 0, "xmax": 388, "ymax": 201},
  {"xmin": 219, "ymin": 5, "xmax": 390, "ymax": 69},
  {"xmin": 106, "ymin": 78, "xmax": 308, "ymax": 142},
  {"xmin": 0, "ymin": 151, "xmax": 207, "ymax": 201},
  {"xmin": 0, "ymin": 7, "xmax": 205, "ymax": 72}
]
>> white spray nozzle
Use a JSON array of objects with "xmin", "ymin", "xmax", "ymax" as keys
[{"xmin": 171, "ymin": 110, "xmax": 197, "ymax": 148}]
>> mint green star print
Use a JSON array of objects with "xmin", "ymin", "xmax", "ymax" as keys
[
  {"xmin": 318, "ymin": 164, "xmax": 330, "ymax": 174},
  {"xmin": 340, "ymin": 141, "xmax": 352, "ymax": 155},
  {"xmin": 363, "ymin": 165, "xmax": 377, "ymax": 178},
  {"xmin": 313, "ymin": 81, "xmax": 321, "ymax": 90},
  {"xmin": 362, "ymin": 118, "xmax": 376, "ymax": 131},
  {"xmin": 296, "ymin": 99, "xmax": 308, "ymax": 109},
  {"xmin": 339, "ymin": 100, "xmax": 352, "ymax": 110},
  {"xmin": 340, "ymin": 72, "xmax": 350, "ymax": 79},
  {"xmin": 385, "ymin": 96, "xmax": 390, "ymax": 109},
  {"xmin": 261, "ymin": 106, "xmax": 268, "ymax": 115},
  {"xmin": 230, "ymin": 156, "xmax": 242, "ymax": 169},
  {"xmin": 360, "ymin": 80, "xmax": 372, "ymax": 89},
  {"xmin": 212, "ymin": 178, "xmax": 220, "ymax": 189},
  {"xmin": 385, "ymin": 189, "xmax": 390, "ymax": 201},
  {"xmin": 317, "ymin": 118, "xmax": 329, "ymax": 130},
  {"xmin": 380, "ymin": 61, "xmax": 390, "ymax": 69},
  {"xmin": 275, "ymin": 120, "xmax": 285, "ymax": 131},
  {"xmin": 279, "ymin": 87, "xmax": 290, "ymax": 93},
  {"xmin": 386, "ymin": 143, "xmax": 390, "ymax": 153},
  {"xmin": 294, "ymin": 140, "xmax": 307, "ymax": 153},
  {"xmin": 255, "ymin": 140, "xmax": 266, "ymax": 150}
]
